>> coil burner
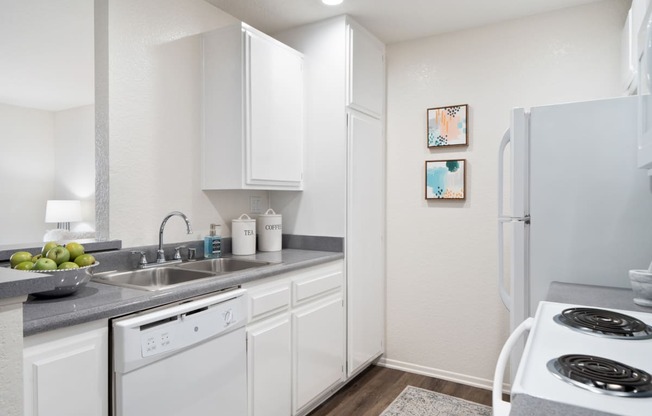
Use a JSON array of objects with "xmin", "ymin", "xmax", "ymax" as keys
[
  {"xmin": 547, "ymin": 354, "xmax": 652, "ymax": 398},
  {"xmin": 553, "ymin": 307, "xmax": 652, "ymax": 340}
]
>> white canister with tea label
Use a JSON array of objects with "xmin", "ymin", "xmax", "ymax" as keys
[
  {"xmin": 232, "ymin": 213, "xmax": 256, "ymax": 255},
  {"xmin": 257, "ymin": 208, "xmax": 282, "ymax": 252}
]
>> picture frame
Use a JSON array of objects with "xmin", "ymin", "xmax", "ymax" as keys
[
  {"xmin": 425, "ymin": 159, "xmax": 466, "ymax": 200},
  {"xmin": 427, "ymin": 104, "xmax": 468, "ymax": 148}
]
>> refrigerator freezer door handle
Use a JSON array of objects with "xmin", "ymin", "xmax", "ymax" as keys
[
  {"xmin": 498, "ymin": 128, "xmax": 512, "ymax": 310},
  {"xmin": 498, "ymin": 216, "xmax": 531, "ymax": 224},
  {"xmin": 492, "ymin": 317, "xmax": 533, "ymax": 416},
  {"xmin": 497, "ymin": 129, "xmax": 510, "ymax": 218}
]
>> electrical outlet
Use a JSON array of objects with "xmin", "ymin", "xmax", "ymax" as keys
[{"xmin": 250, "ymin": 196, "xmax": 264, "ymax": 214}]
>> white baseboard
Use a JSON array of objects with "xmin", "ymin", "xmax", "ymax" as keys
[{"xmin": 377, "ymin": 357, "xmax": 510, "ymax": 393}]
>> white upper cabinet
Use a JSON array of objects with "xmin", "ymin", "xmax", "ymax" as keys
[
  {"xmin": 347, "ymin": 21, "xmax": 385, "ymax": 118},
  {"xmin": 202, "ymin": 23, "xmax": 304, "ymax": 190},
  {"xmin": 637, "ymin": 3, "xmax": 652, "ymax": 172}
]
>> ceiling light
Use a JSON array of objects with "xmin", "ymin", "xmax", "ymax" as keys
[{"xmin": 322, "ymin": 0, "xmax": 343, "ymax": 5}]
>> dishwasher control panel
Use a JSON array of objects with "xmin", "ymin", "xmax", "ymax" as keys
[
  {"xmin": 141, "ymin": 326, "xmax": 174, "ymax": 356},
  {"xmin": 138, "ymin": 304, "xmax": 239, "ymax": 358},
  {"xmin": 112, "ymin": 289, "xmax": 246, "ymax": 373}
]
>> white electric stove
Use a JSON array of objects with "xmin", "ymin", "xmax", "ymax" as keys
[{"xmin": 494, "ymin": 301, "xmax": 652, "ymax": 416}]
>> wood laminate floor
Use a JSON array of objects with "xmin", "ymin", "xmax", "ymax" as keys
[{"xmin": 308, "ymin": 366, "xmax": 494, "ymax": 416}]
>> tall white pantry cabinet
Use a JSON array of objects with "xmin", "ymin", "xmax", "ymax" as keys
[{"xmin": 274, "ymin": 15, "xmax": 386, "ymax": 378}]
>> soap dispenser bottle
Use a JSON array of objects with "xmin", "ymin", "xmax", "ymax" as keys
[{"xmin": 204, "ymin": 223, "xmax": 222, "ymax": 258}]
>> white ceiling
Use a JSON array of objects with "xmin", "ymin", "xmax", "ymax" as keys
[
  {"xmin": 206, "ymin": 0, "xmax": 605, "ymax": 44},
  {"xmin": 0, "ymin": 0, "xmax": 607, "ymax": 111}
]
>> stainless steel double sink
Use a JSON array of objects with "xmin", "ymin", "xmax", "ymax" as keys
[{"xmin": 92, "ymin": 258, "xmax": 270, "ymax": 291}]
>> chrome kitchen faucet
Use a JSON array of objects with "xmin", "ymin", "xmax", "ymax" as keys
[{"xmin": 157, "ymin": 211, "xmax": 193, "ymax": 263}]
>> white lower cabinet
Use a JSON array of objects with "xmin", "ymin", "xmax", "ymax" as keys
[
  {"xmin": 247, "ymin": 314, "xmax": 292, "ymax": 416},
  {"xmin": 244, "ymin": 260, "xmax": 344, "ymax": 416},
  {"xmin": 23, "ymin": 319, "xmax": 109, "ymax": 416},
  {"xmin": 292, "ymin": 296, "xmax": 344, "ymax": 413}
]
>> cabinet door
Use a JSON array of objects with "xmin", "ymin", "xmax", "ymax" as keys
[
  {"xmin": 347, "ymin": 23, "xmax": 385, "ymax": 118},
  {"xmin": 347, "ymin": 111, "xmax": 384, "ymax": 376},
  {"xmin": 247, "ymin": 315, "xmax": 291, "ymax": 416},
  {"xmin": 292, "ymin": 296, "xmax": 344, "ymax": 413},
  {"xmin": 23, "ymin": 322, "xmax": 108, "ymax": 416},
  {"xmin": 247, "ymin": 31, "xmax": 304, "ymax": 188}
]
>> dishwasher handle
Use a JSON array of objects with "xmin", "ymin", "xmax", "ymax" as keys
[{"xmin": 115, "ymin": 289, "xmax": 245, "ymax": 329}]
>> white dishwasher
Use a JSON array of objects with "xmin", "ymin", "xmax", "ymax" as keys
[{"xmin": 111, "ymin": 288, "xmax": 247, "ymax": 416}]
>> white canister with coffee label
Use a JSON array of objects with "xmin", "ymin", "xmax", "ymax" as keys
[
  {"xmin": 232, "ymin": 213, "xmax": 256, "ymax": 255},
  {"xmin": 257, "ymin": 208, "xmax": 282, "ymax": 252}
]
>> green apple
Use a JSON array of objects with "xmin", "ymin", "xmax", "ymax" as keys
[
  {"xmin": 31, "ymin": 254, "xmax": 42, "ymax": 262},
  {"xmin": 58, "ymin": 262, "xmax": 80, "ymax": 270},
  {"xmin": 65, "ymin": 242, "xmax": 85, "ymax": 261},
  {"xmin": 41, "ymin": 242, "xmax": 59, "ymax": 257},
  {"xmin": 33, "ymin": 258, "xmax": 57, "ymax": 271},
  {"xmin": 10, "ymin": 251, "xmax": 33, "ymax": 268},
  {"xmin": 15, "ymin": 261, "xmax": 35, "ymax": 270},
  {"xmin": 74, "ymin": 254, "xmax": 95, "ymax": 267},
  {"xmin": 46, "ymin": 246, "xmax": 70, "ymax": 265}
]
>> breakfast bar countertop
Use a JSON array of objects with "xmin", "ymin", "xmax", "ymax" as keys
[
  {"xmin": 22, "ymin": 249, "xmax": 344, "ymax": 336},
  {"xmin": 0, "ymin": 267, "xmax": 61, "ymax": 300}
]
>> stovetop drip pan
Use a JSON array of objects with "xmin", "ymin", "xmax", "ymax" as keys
[
  {"xmin": 547, "ymin": 354, "xmax": 652, "ymax": 398},
  {"xmin": 554, "ymin": 307, "xmax": 652, "ymax": 340}
]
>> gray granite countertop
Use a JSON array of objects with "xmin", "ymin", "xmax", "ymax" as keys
[
  {"xmin": 546, "ymin": 281, "xmax": 652, "ymax": 313},
  {"xmin": 23, "ymin": 249, "xmax": 343, "ymax": 336}
]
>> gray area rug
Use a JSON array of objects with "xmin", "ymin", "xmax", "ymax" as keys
[{"xmin": 381, "ymin": 386, "xmax": 492, "ymax": 416}]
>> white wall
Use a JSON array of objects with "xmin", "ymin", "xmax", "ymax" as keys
[
  {"xmin": 384, "ymin": 0, "xmax": 628, "ymax": 387},
  {"xmin": 0, "ymin": 103, "xmax": 96, "ymax": 245},
  {"xmin": 53, "ymin": 104, "xmax": 96, "ymax": 232},
  {"xmin": 0, "ymin": 104, "xmax": 55, "ymax": 245},
  {"xmin": 107, "ymin": 0, "xmax": 269, "ymax": 247}
]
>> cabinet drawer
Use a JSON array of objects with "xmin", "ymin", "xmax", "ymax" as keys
[
  {"xmin": 292, "ymin": 269, "xmax": 343, "ymax": 304},
  {"xmin": 246, "ymin": 282, "xmax": 291, "ymax": 322}
]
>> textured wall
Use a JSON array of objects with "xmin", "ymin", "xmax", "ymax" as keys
[
  {"xmin": 107, "ymin": 0, "xmax": 272, "ymax": 247},
  {"xmin": 383, "ymin": 0, "xmax": 628, "ymax": 387},
  {"xmin": 0, "ymin": 300, "xmax": 25, "ymax": 416}
]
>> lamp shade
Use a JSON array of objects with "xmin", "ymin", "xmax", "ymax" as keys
[{"xmin": 45, "ymin": 200, "xmax": 82, "ymax": 223}]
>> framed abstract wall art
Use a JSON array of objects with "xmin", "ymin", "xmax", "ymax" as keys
[
  {"xmin": 427, "ymin": 104, "xmax": 468, "ymax": 147},
  {"xmin": 425, "ymin": 159, "xmax": 466, "ymax": 200}
]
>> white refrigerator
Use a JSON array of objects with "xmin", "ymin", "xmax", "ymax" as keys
[{"xmin": 498, "ymin": 95, "xmax": 652, "ymax": 364}]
